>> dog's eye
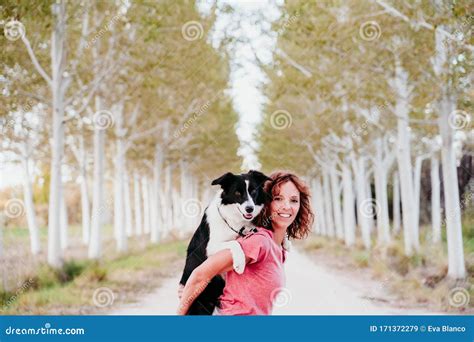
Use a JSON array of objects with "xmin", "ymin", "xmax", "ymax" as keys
[
  {"xmin": 250, "ymin": 189, "xmax": 257, "ymax": 195},
  {"xmin": 235, "ymin": 191, "xmax": 241, "ymax": 197}
]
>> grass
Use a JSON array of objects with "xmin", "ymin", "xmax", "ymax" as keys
[
  {"xmin": 3, "ymin": 224, "xmax": 115, "ymax": 242},
  {"xmin": 0, "ymin": 239, "xmax": 187, "ymax": 314}
]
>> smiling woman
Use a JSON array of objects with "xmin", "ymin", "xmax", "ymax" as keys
[
  {"xmin": 177, "ymin": 170, "xmax": 314, "ymax": 315},
  {"xmin": 254, "ymin": 171, "xmax": 314, "ymax": 240}
]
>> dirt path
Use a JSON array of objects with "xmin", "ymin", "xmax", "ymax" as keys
[{"xmin": 109, "ymin": 248, "xmax": 439, "ymax": 315}]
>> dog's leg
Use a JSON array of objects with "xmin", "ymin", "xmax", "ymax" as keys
[{"xmin": 216, "ymin": 241, "xmax": 246, "ymax": 275}]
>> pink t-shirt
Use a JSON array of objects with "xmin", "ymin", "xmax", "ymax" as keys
[{"xmin": 218, "ymin": 227, "xmax": 286, "ymax": 315}]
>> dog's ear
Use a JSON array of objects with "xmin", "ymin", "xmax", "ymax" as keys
[
  {"xmin": 211, "ymin": 172, "xmax": 236, "ymax": 190},
  {"xmin": 248, "ymin": 170, "xmax": 272, "ymax": 187}
]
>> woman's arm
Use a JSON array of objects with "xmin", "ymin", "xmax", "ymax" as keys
[{"xmin": 177, "ymin": 249, "xmax": 249, "ymax": 315}]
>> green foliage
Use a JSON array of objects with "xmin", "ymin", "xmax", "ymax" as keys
[{"xmin": 258, "ymin": 0, "xmax": 473, "ymax": 174}]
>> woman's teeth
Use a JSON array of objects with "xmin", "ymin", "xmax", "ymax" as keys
[{"xmin": 278, "ymin": 213, "xmax": 291, "ymax": 218}]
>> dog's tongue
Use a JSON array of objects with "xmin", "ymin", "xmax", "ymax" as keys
[{"xmin": 244, "ymin": 213, "xmax": 253, "ymax": 219}]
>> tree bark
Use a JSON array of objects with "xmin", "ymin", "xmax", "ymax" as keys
[
  {"xmin": 352, "ymin": 154, "xmax": 371, "ymax": 249},
  {"xmin": 47, "ymin": 2, "xmax": 69, "ymax": 268},
  {"xmin": 151, "ymin": 144, "xmax": 164, "ymax": 243},
  {"xmin": 21, "ymin": 154, "xmax": 41, "ymax": 255},
  {"xmin": 329, "ymin": 165, "xmax": 344, "ymax": 239},
  {"xmin": 60, "ymin": 187, "xmax": 68, "ymax": 250},
  {"xmin": 142, "ymin": 176, "xmax": 151, "ymax": 235},
  {"xmin": 78, "ymin": 137, "xmax": 90, "ymax": 245},
  {"xmin": 439, "ymin": 99, "xmax": 466, "ymax": 278},
  {"xmin": 88, "ymin": 97, "xmax": 105, "ymax": 260},
  {"xmin": 393, "ymin": 60, "xmax": 419, "ymax": 255},
  {"xmin": 124, "ymin": 168, "xmax": 133, "ymax": 238},
  {"xmin": 373, "ymin": 139, "xmax": 391, "ymax": 244},
  {"xmin": 133, "ymin": 172, "xmax": 143, "ymax": 236},
  {"xmin": 322, "ymin": 169, "xmax": 335, "ymax": 237},
  {"xmin": 431, "ymin": 156, "xmax": 441, "ymax": 243},
  {"xmin": 342, "ymin": 161, "xmax": 356, "ymax": 246},
  {"xmin": 313, "ymin": 177, "xmax": 326, "ymax": 236},
  {"xmin": 433, "ymin": 26, "xmax": 466, "ymax": 279},
  {"xmin": 113, "ymin": 105, "xmax": 127, "ymax": 252},
  {"xmin": 392, "ymin": 171, "xmax": 401, "ymax": 235}
]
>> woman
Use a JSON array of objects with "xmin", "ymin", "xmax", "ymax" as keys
[{"xmin": 177, "ymin": 171, "xmax": 314, "ymax": 315}]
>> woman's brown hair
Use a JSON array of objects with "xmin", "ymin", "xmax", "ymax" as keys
[{"xmin": 254, "ymin": 171, "xmax": 314, "ymax": 239}]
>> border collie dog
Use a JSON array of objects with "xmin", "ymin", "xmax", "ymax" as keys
[{"xmin": 179, "ymin": 170, "xmax": 271, "ymax": 315}]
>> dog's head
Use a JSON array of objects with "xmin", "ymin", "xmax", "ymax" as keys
[{"xmin": 211, "ymin": 170, "xmax": 271, "ymax": 222}]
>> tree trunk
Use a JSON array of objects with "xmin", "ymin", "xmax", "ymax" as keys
[
  {"xmin": 21, "ymin": 155, "xmax": 41, "ymax": 255},
  {"xmin": 352, "ymin": 154, "xmax": 371, "ymax": 249},
  {"xmin": 79, "ymin": 145, "xmax": 90, "ymax": 245},
  {"xmin": 322, "ymin": 170, "xmax": 334, "ymax": 237},
  {"xmin": 151, "ymin": 145, "xmax": 164, "ymax": 243},
  {"xmin": 114, "ymin": 108, "xmax": 127, "ymax": 252},
  {"xmin": 393, "ymin": 61, "xmax": 419, "ymax": 255},
  {"xmin": 124, "ymin": 169, "xmax": 133, "ymax": 238},
  {"xmin": 414, "ymin": 156, "xmax": 426, "ymax": 231},
  {"xmin": 163, "ymin": 163, "xmax": 173, "ymax": 235},
  {"xmin": 314, "ymin": 177, "xmax": 326, "ymax": 236},
  {"xmin": 342, "ymin": 163, "xmax": 355, "ymax": 246},
  {"xmin": 439, "ymin": 99, "xmax": 466, "ymax": 278},
  {"xmin": 310, "ymin": 179, "xmax": 320, "ymax": 234},
  {"xmin": 60, "ymin": 187, "xmax": 68, "ymax": 250},
  {"xmin": 432, "ymin": 26, "xmax": 466, "ymax": 279},
  {"xmin": 133, "ymin": 172, "xmax": 143, "ymax": 236},
  {"xmin": 329, "ymin": 165, "xmax": 344, "ymax": 239},
  {"xmin": 374, "ymin": 140, "xmax": 391, "ymax": 244},
  {"xmin": 88, "ymin": 98, "xmax": 105, "ymax": 260},
  {"xmin": 172, "ymin": 189, "xmax": 180, "ymax": 232},
  {"xmin": 342, "ymin": 161, "xmax": 356, "ymax": 246},
  {"xmin": 392, "ymin": 171, "xmax": 401, "ymax": 235},
  {"xmin": 47, "ymin": 2, "xmax": 68, "ymax": 268},
  {"xmin": 142, "ymin": 176, "xmax": 151, "ymax": 235},
  {"xmin": 431, "ymin": 156, "xmax": 441, "ymax": 243}
]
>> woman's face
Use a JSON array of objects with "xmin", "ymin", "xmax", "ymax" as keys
[{"xmin": 270, "ymin": 181, "xmax": 300, "ymax": 229}]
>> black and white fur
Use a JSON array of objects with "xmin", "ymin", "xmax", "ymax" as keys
[{"xmin": 179, "ymin": 170, "xmax": 271, "ymax": 315}]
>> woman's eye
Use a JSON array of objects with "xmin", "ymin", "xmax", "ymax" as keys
[
  {"xmin": 291, "ymin": 199, "xmax": 299, "ymax": 203},
  {"xmin": 274, "ymin": 197, "xmax": 282, "ymax": 201}
]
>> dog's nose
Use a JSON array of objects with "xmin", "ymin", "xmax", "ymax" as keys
[{"xmin": 245, "ymin": 206, "xmax": 254, "ymax": 213}]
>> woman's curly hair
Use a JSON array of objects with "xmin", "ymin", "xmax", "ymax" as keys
[{"xmin": 254, "ymin": 171, "xmax": 314, "ymax": 239}]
